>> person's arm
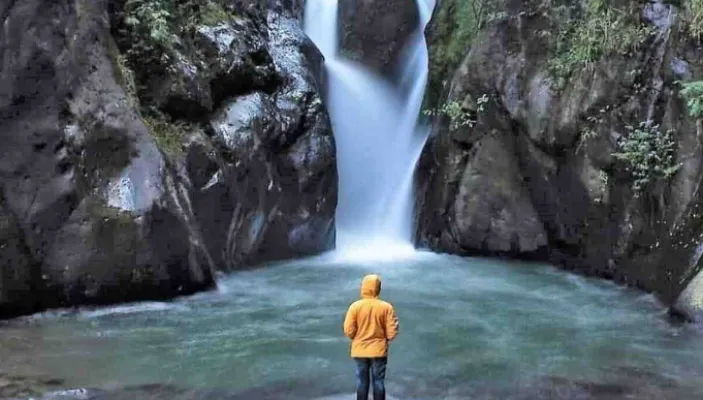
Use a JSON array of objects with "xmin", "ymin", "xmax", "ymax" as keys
[
  {"xmin": 343, "ymin": 303, "xmax": 358, "ymax": 339},
  {"xmin": 385, "ymin": 305, "xmax": 399, "ymax": 341}
]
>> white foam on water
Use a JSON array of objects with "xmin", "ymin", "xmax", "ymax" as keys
[{"xmin": 77, "ymin": 302, "xmax": 189, "ymax": 319}]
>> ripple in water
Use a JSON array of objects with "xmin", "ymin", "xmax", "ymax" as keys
[{"xmin": 3, "ymin": 254, "xmax": 703, "ymax": 399}]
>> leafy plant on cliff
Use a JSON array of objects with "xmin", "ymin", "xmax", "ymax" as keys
[
  {"xmin": 575, "ymin": 105, "xmax": 613, "ymax": 154},
  {"xmin": 549, "ymin": 0, "xmax": 652, "ymax": 90},
  {"xmin": 612, "ymin": 121, "xmax": 681, "ymax": 195},
  {"xmin": 117, "ymin": 0, "xmax": 233, "ymax": 79},
  {"xmin": 681, "ymin": 80, "xmax": 703, "ymax": 137},
  {"xmin": 424, "ymin": 94, "xmax": 489, "ymax": 130},
  {"xmin": 681, "ymin": 81, "xmax": 703, "ymax": 120},
  {"xmin": 123, "ymin": 0, "xmax": 174, "ymax": 67}
]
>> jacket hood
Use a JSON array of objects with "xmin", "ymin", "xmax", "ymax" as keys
[{"xmin": 360, "ymin": 274, "xmax": 381, "ymax": 298}]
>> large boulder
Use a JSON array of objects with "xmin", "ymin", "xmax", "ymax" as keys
[
  {"xmin": 338, "ymin": 0, "xmax": 420, "ymax": 76},
  {"xmin": 417, "ymin": 0, "xmax": 703, "ymax": 312},
  {"xmin": 0, "ymin": 0, "xmax": 217, "ymax": 311},
  {"xmin": 180, "ymin": 10, "xmax": 336, "ymax": 269},
  {"xmin": 110, "ymin": 1, "xmax": 337, "ymax": 270},
  {"xmin": 0, "ymin": 0, "xmax": 335, "ymax": 317}
]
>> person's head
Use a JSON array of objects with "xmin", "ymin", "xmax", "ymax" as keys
[{"xmin": 360, "ymin": 274, "xmax": 381, "ymax": 298}]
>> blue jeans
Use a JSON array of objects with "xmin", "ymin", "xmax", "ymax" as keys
[{"xmin": 354, "ymin": 357, "xmax": 387, "ymax": 400}]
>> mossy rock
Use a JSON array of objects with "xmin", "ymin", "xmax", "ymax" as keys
[{"xmin": 143, "ymin": 113, "xmax": 192, "ymax": 158}]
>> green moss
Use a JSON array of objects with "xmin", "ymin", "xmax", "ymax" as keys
[
  {"xmin": 197, "ymin": 1, "xmax": 231, "ymax": 26},
  {"xmin": 426, "ymin": 0, "xmax": 500, "ymax": 108},
  {"xmin": 107, "ymin": 38, "xmax": 140, "ymax": 107},
  {"xmin": 143, "ymin": 112, "xmax": 190, "ymax": 157}
]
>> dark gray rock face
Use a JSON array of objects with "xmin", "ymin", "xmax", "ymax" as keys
[
  {"xmin": 180, "ymin": 10, "xmax": 336, "ymax": 269},
  {"xmin": 338, "ymin": 0, "xmax": 419, "ymax": 76},
  {"xmin": 0, "ymin": 0, "xmax": 216, "ymax": 314},
  {"xmin": 0, "ymin": 191, "xmax": 39, "ymax": 317},
  {"xmin": 0, "ymin": 0, "xmax": 335, "ymax": 317},
  {"xmin": 417, "ymin": 0, "xmax": 703, "ymax": 317}
]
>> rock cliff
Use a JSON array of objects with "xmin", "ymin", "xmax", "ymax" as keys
[
  {"xmin": 0, "ymin": 0, "xmax": 336, "ymax": 318},
  {"xmin": 417, "ymin": 0, "xmax": 703, "ymax": 320}
]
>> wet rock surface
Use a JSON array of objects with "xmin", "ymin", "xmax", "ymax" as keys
[
  {"xmin": 417, "ymin": 0, "xmax": 703, "ymax": 317},
  {"xmin": 0, "ymin": 370, "xmax": 64, "ymax": 399},
  {"xmin": 0, "ymin": 0, "xmax": 335, "ymax": 317},
  {"xmin": 338, "ymin": 0, "xmax": 420, "ymax": 76}
]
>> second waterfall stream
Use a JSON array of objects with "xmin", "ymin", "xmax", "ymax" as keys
[{"xmin": 303, "ymin": 0, "xmax": 436, "ymax": 261}]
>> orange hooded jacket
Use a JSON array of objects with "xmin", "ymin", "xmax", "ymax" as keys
[{"xmin": 343, "ymin": 274, "xmax": 399, "ymax": 358}]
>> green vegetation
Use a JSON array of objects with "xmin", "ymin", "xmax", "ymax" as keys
[
  {"xmin": 424, "ymin": 94, "xmax": 489, "ymax": 130},
  {"xmin": 426, "ymin": 0, "xmax": 502, "ymax": 107},
  {"xmin": 197, "ymin": 1, "xmax": 232, "ymax": 26},
  {"xmin": 549, "ymin": 0, "xmax": 652, "ymax": 90},
  {"xmin": 112, "ymin": 0, "xmax": 231, "ymax": 157},
  {"xmin": 106, "ymin": 37, "xmax": 140, "ymax": 106},
  {"xmin": 142, "ymin": 110, "xmax": 192, "ymax": 157},
  {"xmin": 122, "ymin": 0, "xmax": 173, "ymax": 67},
  {"xmin": 681, "ymin": 81, "xmax": 703, "ymax": 120},
  {"xmin": 598, "ymin": 169, "xmax": 610, "ymax": 195},
  {"xmin": 612, "ymin": 121, "xmax": 681, "ymax": 195},
  {"xmin": 575, "ymin": 105, "xmax": 613, "ymax": 154},
  {"xmin": 686, "ymin": 0, "xmax": 703, "ymax": 42},
  {"xmin": 115, "ymin": 53, "xmax": 140, "ymax": 107},
  {"xmin": 576, "ymin": 124, "xmax": 599, "ymax": 154},
  {"xmin": 117, "ymin": 0, "xmax": 233, "ymax": 77},
  {"xmin": 681, "ymin": 80, "xmax": 703, "ymax": 137}
]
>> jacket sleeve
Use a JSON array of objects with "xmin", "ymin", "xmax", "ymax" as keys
[
  {"xmin": 343, "ymin": 303, "xmax": 357, "ymax": 339},
  {"xmin": 385, "ymin": 305, "xmax": 399, "ymax": 341}
]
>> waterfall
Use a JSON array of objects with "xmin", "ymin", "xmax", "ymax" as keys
[{"xmin": 304, "ymin": 0, "xmax": 435, "ymax": 261}]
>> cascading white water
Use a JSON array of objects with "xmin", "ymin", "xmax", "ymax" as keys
[{"xmin": 303, "ymin": 0, "xmax": 435, "ymax": 261}]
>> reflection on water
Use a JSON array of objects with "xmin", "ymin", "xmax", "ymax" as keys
[{"xmin": 2, "ymin": 253, "xmax": 703, "ymax": 399}]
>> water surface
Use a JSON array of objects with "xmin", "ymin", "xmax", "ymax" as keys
[{"xmin": 2, "ymin": 253, "xmax": 703, "ymax": 399}]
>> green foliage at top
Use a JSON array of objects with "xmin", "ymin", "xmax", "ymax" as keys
[
  {"xmin": 123, "ymin": 0, "xmax": 173, "ymax": 66},
  {"xmin": 681, "ymin": 81, "xmax": 703, "ymax": 120},
  {"xmin": 197, "ymin": 1, "xmax": 232, "ymax": 26},
  {"xmin": 549, "ymin": 0, "xmax": 652, "ymax": 89},
  {"xmin": 612, "ymin": 121, "xmax": 681, "ymax": 195},
  {"xmin": 426, "ymin": 0, "xmax": 502, "ymax": 108},
  {"xmin": 117, "ymin": 0, "xmax": 233, "ymax": 77}
]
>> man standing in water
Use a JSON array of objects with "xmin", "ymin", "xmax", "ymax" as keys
[{"xmin": 343, "ymin": 274, "xmax": 399, "ymax": 400}]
